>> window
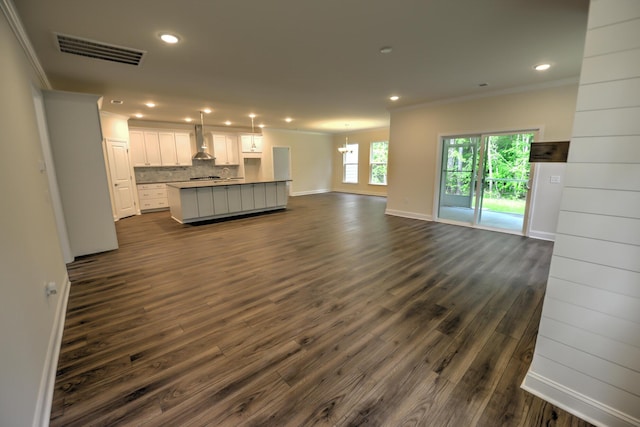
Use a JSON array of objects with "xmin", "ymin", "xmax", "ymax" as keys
[
  {"xmin": 342, "ymin": 143, "xmax": 359, "ymax": 183},
  {"xmin": 369, "ymin": 141, "xmax": 388, "ymax": 185}
]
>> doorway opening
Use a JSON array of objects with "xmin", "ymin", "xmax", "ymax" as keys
[{"xmin": 437, "ymin": 131, "xmax": 535, "ymax": 234}]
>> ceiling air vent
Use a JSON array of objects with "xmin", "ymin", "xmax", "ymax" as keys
[{"xmin": 55, "ymin": 33, "xmax": 145, "ymax": 66}]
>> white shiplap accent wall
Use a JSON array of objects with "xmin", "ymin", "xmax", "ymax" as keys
[{"xmin": 522, "ymin": 2, "xmax": 640, "ymax": 426}]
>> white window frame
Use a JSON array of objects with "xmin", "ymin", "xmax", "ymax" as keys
[
  {"xmin": 342, "ymin": 143, "xmax": 359, "ymax": 184},
  {"xmin": 369, "ymin": 141, "xmax": 388, "ymax": 185}
]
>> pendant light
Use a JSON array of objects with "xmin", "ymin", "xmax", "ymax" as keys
[
  {"xmin": 338, "ymin": 124, "xmax": 352, "ymax": 154},
  {"xmin": 249, "ymin": 114, "xmax": 257, "ymax": 150}
]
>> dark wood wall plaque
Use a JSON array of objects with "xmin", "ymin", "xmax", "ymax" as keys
[{"xmin": 529, "ymin": 141, "xmax": 570, "ymax": 162}]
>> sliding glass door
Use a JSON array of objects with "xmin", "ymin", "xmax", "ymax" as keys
[{"xmin": 438, "ymin": 132, "xmax": 534, "ymax": 234}]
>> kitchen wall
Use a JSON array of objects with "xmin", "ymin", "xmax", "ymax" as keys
[
  {"xmin": 523, "ymin": 1, "xmax": 640, "ymax": 425},
  {"xmin": 253, "ymin": 128, "xmax": 333, "ymax": 196},
  {"xmin": 386, "ymin": 83, "xmax": 579, "ymax": 239},
  {"xmin": 332, "ymin": 128, "xmax": 390, "ymax": 197},
  {"xmin": 0, "ymin": 8, "xmax": 69, "ymax": 427},
  {"xmin": 134, "ymin": 164, "xmax": 240, "ymax": 183}
]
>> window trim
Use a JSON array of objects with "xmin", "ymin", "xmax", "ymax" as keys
[
  {"xmin": 342, "ymin": 143, "xmax": 359, "ymax": 184},
  {"xmin": 368, "ymin": 140, "xmax": 388, "ymax": 186}
]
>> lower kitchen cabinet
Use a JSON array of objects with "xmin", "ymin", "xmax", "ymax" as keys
[
  {"xmin": 212, "ymin": 187, "xmax": 229, "ymax": 215},
  {"xmin": 265, "ymin": 182, "xmax": 277, "ymax": 208},
  {"xmin": 167, "ymin": 180, "xmax": 289, "ymax": 224},
  {"xmin": 276, "ymin": 181, "xmax": 287, "ymax": 205},
  {"xmin": 196, "ymin": 187, "xmax": 214, "ymax": 217},
  {"xmin": 253, "ymin": 183, "xmax": 266, "ymax": 209},
  {"xmin": 240, "ymin": 185, "xmax": 254, "ymax": 210},
  {"xmin": 137, "ymin": 183, "xmax": 168, "ymax": 211},
  {"xmin": 227, "ymin": 186, "xmax": 242, "ymax": 212}
]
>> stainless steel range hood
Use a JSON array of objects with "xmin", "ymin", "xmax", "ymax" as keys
[{"xmin": 193, "ymin": 111, "xmax": 214, "ymax": 160}]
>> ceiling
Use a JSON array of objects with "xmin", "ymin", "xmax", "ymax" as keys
[{"xmin": 12, "ymin": 0, "xmax": 589, "ymax": 133}]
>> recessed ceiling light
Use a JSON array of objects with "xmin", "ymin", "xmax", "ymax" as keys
[
  {"xmin": 389, "ymin": 95, "xmax": 399, "ymax": 101},
  {"xmin": 184, "ymin": 117, "xmax": 193, "ymax": 122},
  {"xmin": 160, "ymin": 34, "xmax": 179, "ymax": 44},
  {"xmin": 249, "ymin": 113, "xmax": 256, "ymax": 118},
  {"xmin": 379, "ymin": 46, "xmax": 393, "ymax": 54},
  {"xmin": 225, "ymin": 121, "xmax": 232, "ymax": 126},
  {"xmin": 534, "ymin": 63, "xmax": 551, "ymax": 71},
  {"xmin": 203, "ymin": 108, "xmax": 211, "ymax": 114},
  {"xmin": 110, "ymin": 99, "xmax": 123, "ymax": 105},
  {"xmin": 285, "ymin": 117, "xmax": 293, "ymax": 123},
  {"xmin": 134, "ymin": 113, "xmax": 143, "ymax": 118},
  {"xmin": 259, "ymin": 124, "xmax": 265, "ymax": 128}
]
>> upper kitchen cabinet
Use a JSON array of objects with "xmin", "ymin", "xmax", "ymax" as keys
[
  {"xmin": 131, "ymin": 129, "xmax": 192, "ymax": 167},
  {"xmin": 130, "ymin": 130, "xmax": 162, "ymax": 166},
  {"xmin": 212, "ymin": 133, "xmax": 239, "ymax": 165},
  {"xmin": 159, "ymin": 132, "xmax": 192, "ymax": 166},
  {"xmin": 240, "ymin": 134, "xmax": 263, "ymax": 158},
  {"xmin": 174, "ymin": 133, "xmax": 193, "ymax": 165}
]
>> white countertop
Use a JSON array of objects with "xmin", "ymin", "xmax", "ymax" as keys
[{"xmin": 166, "ymin": 179, "xmax": 290, "ymax": 189}]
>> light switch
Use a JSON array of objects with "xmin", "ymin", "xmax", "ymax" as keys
[{"xmin": 550, "ymin": 175, "xmax": 561, "ymax": 184}]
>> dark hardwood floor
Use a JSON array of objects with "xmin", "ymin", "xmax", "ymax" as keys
[{"xmin": 51, "ymin": 193, "xmax": 593, "ymax": 426}]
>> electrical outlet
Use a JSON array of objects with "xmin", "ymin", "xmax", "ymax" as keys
[{"xmin": 45, "ymin": 281, "xmax": 57, "ymax": 297}]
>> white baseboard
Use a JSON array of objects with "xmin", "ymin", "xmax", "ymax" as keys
[
  {"xmin": 332, "ymin": 189, "xmax": 387, "ymax": 197},
  {"xmin": 291, "ymin": 189, "xmax": 331, "ymax": 196},
  {"xmin": 33, "ymin": 274, "xmax": 71, "ymax": 427},
  {"xmin": 385, "ymin": 209, "xmax": 433, "ymax": 221},
  {"xmin": 522, "ymin": 371, "xmax": 639, "ymax": 427},
  {"xmin": 528, "ymin": 229, "xmax": 556, "ymax": 241}
]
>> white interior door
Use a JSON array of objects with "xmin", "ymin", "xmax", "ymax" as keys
[{"xmin": 106, "ymin": 139, "xmax": 136, "ymax": 219}]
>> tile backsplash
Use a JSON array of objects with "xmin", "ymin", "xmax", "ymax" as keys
[{"xmin": 135, "ymin": 163, "xmax": 240, "ymax": 183}]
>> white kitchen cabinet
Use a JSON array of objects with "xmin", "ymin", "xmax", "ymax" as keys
[
  {"xmin": 159, "ymin": 132, "xmax": 192, "ymax": 166},
  {"xmin": 137, "ymin": 183, "xmax": 168, "ymax": 211},
  {"xmin": 212, "ymin": 134, "xmax": 239, "ymax": 165},
  {"xmin": 240, "ymin": 134, "xmax": 263, "ymax": 157},
  {"xmin": 159, "ymin": 132, "xmax": 178, "ymax": 165},
  {"xmin": 174, "ymin": 133, "xmax": 192, "ymax": 165},
  {"xmin": 131, "ymin": 129, "xmax": 191, "ymax": 167},
  {"xmin": 130, "ymin": 130, "xmax": 162, "ymax": 166}
]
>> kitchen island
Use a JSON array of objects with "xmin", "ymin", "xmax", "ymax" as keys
[{"xmin": 166, "ymin": 179, "xmax": 289, "ymax": 224}]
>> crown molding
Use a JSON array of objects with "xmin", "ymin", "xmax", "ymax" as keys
[
  {"xmin": 389, "ymin": 77, "xmax": 579, "ymax": 114},
  {"xmin": 0, "ymin": 0, "xmax": 51, "ymax": 89}
]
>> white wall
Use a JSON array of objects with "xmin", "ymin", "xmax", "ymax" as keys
[
  {"xmin": 43, "ymin": 91, "xmax": 118, "ymax": 257},
  {"xmin": 260, "ymin": 128, "xmax": 333, "ymax": 196},
  {"xmin": 0, "ymin": 9, "xmax": 69, "ymax": 427},
  {"xmin": 100, "ymin": 111, "xmax": 130, "ymax": 141},
  {"xmin": 332, "ymin": 128, "xmax": 390, "ymax": 197},
  {"xmin": 386, "ymin": 84, "xmax": 578, "ymax": 235},
  {"xmin": 523, "ymin": 2, "xmax": 640, "ymax": 426}
]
